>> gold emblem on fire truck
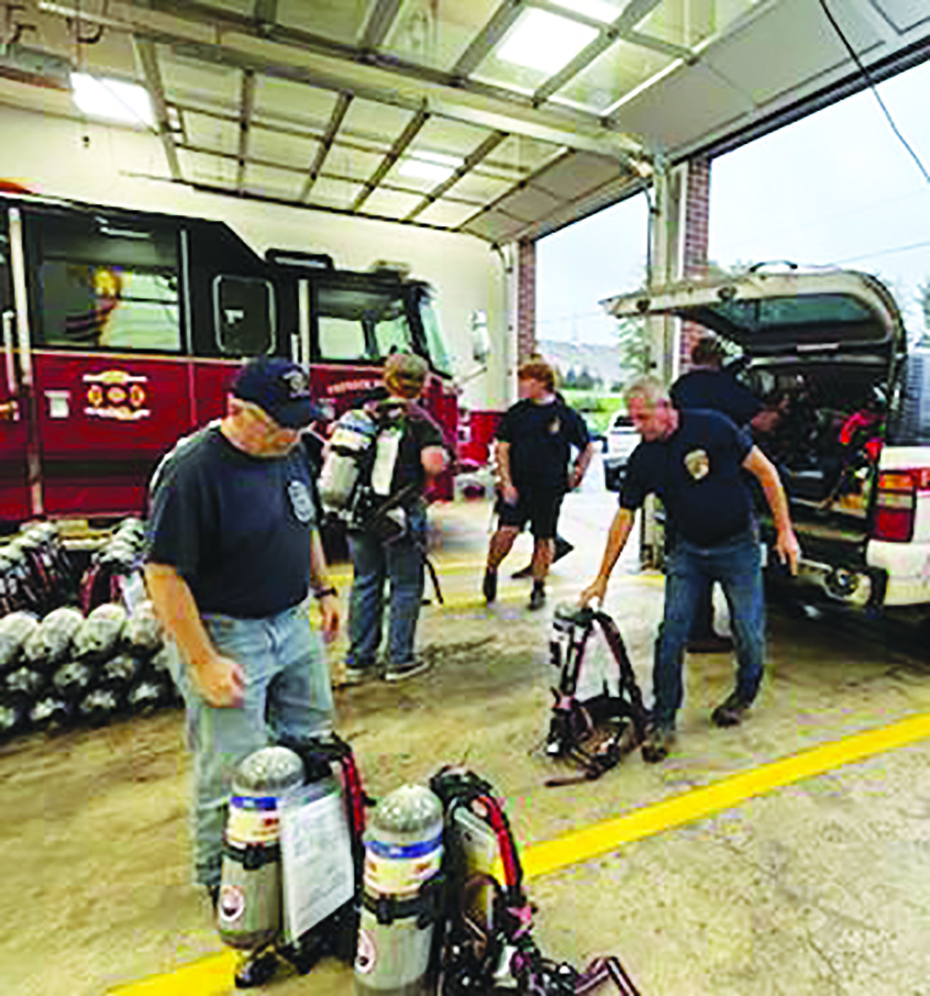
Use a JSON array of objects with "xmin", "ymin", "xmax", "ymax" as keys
[{"xmin": 83, "ymin": 370, "xmax": 150, "ymax": 421}]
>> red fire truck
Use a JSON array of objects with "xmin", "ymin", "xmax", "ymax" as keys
[{"xmin": 0, "ymin": 192, "xmax": 459, "ymax": 529}]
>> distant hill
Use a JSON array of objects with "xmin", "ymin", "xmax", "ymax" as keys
[{"xmin": 536, "ymin": 339, "xmax": 624, "ymax": 391}]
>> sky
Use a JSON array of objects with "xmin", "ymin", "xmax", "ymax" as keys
[{"xmin": 537, "ymin": 55, "xmax": 930, "ymax": 346}]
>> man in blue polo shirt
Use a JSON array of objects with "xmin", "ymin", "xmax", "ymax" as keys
[
  {"xmin": 581, "ymin": 376, "xmax": 799, "ymax": 762},
  {"xmin": 144, "ymin": 357, "xmax": 340, "ymax": 903}
]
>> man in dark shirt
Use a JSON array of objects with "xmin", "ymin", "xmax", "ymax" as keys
[
  {"xmin": 670, "ymin": 335, "xmax": 782, "ymax": 652},
  {"xmin": 342, "ymin": 353, "xmax": 448, "ymax": 685},
  {"xmin": 144, "ymin": 356, "xmax": 340, "ymax": 900},
  {"xmin": 581, "ymin": 376, "xmax": 799, "ymax": 762},
  {"xmin": 483, "ymin": 357, "xmax": 595, "ymax": 611}
]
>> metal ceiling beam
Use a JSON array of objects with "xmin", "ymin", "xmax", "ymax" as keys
[
  {"xmin": 352, "ymin": 105, "xmax": 429, "ymax": 212},
  {"xmin": 134, "ymin": 38, "xmax": 181, "ymax": 180},
  {"xmin": 299, "ymin": 92, "xmax": 352, "ymax": 202},
  {"xmin": 113, "ymin": 0, "xmax": 641, "ymax": 156},
  {"xmin": 405, "ymin": 130, "xmax": 508, "ymax": 221},
  {"xmin": 178, "ymin": 140, "xmax": 482, "ymax": 205},
  {"xmin": 451, "ymin": 0, "xmax": 526, "ymax": 78},
  {"xmin": 236, "ymin": 69, "xmax": 256, "ymax": 191},
  {"xmin": 253, "ymin": 0, "xmax": 278, "ymax": 34},
  {"xmin": 358, "ymin": 0, "xmax": 403, "ymax": 49}
]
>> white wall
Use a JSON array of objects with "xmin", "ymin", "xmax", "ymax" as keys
[{"xmin": 0, "ymin": 106, "xmax": 510, "ymax": 409}]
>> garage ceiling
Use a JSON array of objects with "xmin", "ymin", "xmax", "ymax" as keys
[{"xmin": 0, "ymin": 0, "xmax": 928, "ymax": 243}]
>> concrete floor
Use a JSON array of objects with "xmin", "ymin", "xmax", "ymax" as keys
[{"xmin": 4, "ymin": 466, "xmax": 930, "ymax": 996}]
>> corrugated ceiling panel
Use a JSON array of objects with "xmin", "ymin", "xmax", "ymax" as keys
[
  {"xmin": 552, "ymin": 40, "xmax": 674, "ymax": 114},
  {"xmin": 448, "ymin": 172, "xmax": 514, "ymax": 202},
  {"xmin": 384, "ymin": 0, "xmax": 500, "ymax": 70},
  {"xmin": 183, "ymin": 112, "xmax": 240, "ymax": 155},
  {"xmin": 487, "ymin": 135, "xmax": 563, "ymax": 176},
  {"xmin": 244, "ymin": 163, "xmax": 304, "ymax": 200},
  {"xmin": 276, "ymin": 0, "xmax": 367, "ymax": 45},
  {"xmin": 411, "ymin": 117, "xmax": 494, "ymax": 158},
  {"xmin": 341, "ymin": 100, "xmax": 418, "ymax": 145},
  {"xmin": 308, "ymin": 176, "xmax": 365, "ymax": 210},
  {"xmin": 532, "ymin": 152, "xmax": 626, "ymax": 201},
  {"xmin": 497, "ymin": 185, "xmax": 563, "ymax": 222},
  {"xmin": 160, "ymin": 53, "xmax": 242, "ymax": 108},
  {"xmin": 253, "ymin": 77, "xmax": 340, "ymax": 130},
  {"xmin": 416, "ymin": 199, "xmax": 485, "ymax": 229},
  {"xmin": 461, "ymin": 211, "xmax": 528, "ymax": 242},
  {"xmin": 362, "ymin": 188, "xmax": 426, "ymax": 219},
  {"xmin": 324, "ymin": 145, "xmax": 388, "ymax": 183},
  {"xmin": 248, "ymin": 129, "xmax": 320, "ymax": 168},
  {"xmin": 179, "ymin": 149, "xmax": 237, "ymax": 187}
]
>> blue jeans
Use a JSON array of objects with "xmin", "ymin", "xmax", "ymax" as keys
[
  {"xmin": 347, "ymin": 504, "xmax": 427, "ymax": 670},
  {"xmin": 653, "ymin": 529, "xmax": 765, "ymax": 729},
  {"xmin": 167, "ymin": 600, "xmax": 334, "ymax": 887}
]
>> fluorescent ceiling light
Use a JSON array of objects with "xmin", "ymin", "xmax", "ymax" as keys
[
  {"xmin": 548, "ymin": 0, "xmax": 621, "ymax": 25},
  {"xmin": 410, "ymin": 150, "xmax": 463, "ymax": 168},
  {"xmin": 70, "ymin": 72, "xmax": 154, "ymax": 127},
  {"xmin": 496, "ymin": 9, "xmax": 599, "ymax": 74}
]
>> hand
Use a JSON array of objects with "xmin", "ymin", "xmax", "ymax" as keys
[
  {"xmin": 501, "ymin": 484, "xmax": 518, "ymax": 505},
  {"xmin": 579, "ymin": 576, "xmax": 607, "ymax": 607},
  {"xmin": 568, "ymin": 467, "xmax": 584, "ymax": 490},
  {"xmin": 318, "ymin": 595, "xmax": 340, "ymax": 643},
  {"xmin": 191, "ymin": 653, "xmax": 245, "ymax": 708},
  {"xmin": 775, "ymin": 528, "xmax": 801, "ymax": 576}
]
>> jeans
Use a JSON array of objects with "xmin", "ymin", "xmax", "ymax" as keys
[
  {"xmin": 653, "ymin": 529, "xmax": 765, "ymax": 729},
  {"xmin": 347, "ymin": 503, "xmax": 427, "ymax": 670},
  {"xmin": 167, "ymin": 600, "xmax": 334, "ymax": 887}
]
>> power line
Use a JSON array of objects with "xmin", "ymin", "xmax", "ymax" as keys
[
  {"xmin": 831, "ymin": 238, "xmax": 930, "ymax": 266},
  {"xmin": 818, "ymin": 0, "xmax": 930, "ymax": 185}
]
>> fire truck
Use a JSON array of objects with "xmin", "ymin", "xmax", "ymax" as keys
[{"xmin": 0, "ymin": 192, "xmax": 459, "ymax": 529}]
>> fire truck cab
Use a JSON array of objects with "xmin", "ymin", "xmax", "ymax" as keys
[{"xmin": 0, "ymin": 194, "xmax": 458, "ymax": 528}]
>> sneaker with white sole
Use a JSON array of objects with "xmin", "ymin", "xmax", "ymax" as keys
[
  {"xmin": 384, "ymin": 658, "xmax": 432, "ymax": 682},
  {"xmin": 341, "ymin": 666, "xmax": 380, "ymax": 686}
]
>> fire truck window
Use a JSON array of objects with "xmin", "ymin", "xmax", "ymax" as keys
[
  {"xmin": 316, "ymin": 285, "xmax": 416, "ymax": 363},
  {"xmin": 214, "ymin": 276, "xmax": 274, "ymax": 356},
  {"xmin": 36, "ymin": 217, "xmax": 180, "ymax": 351},
  {"xmin": 419, "ymin": 292, "xmax": 453, "ymax": 376}
]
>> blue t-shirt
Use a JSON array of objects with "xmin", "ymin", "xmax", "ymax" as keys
[
  {"xmin": 496, "ymin": 398, "xmax": 590, "ymax": 492},
  {"xmin": 144, "ymin": 426, "xmax": 317, "ymax": 618},
  {"xmin": 620, "ymin": 410, "xmax": 754, "ymax": 547},
  {"xmin": 670, "ymin": 369, "xmax": 762, "ymax": 427}
]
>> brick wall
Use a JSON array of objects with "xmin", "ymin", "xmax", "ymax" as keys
[
  {"xmin": 516, "ymin": 238, "xmax": 536, "ymax": 361},
  {"xmin": 680, "ymin": 156, "xmax": 711, "ymax": 370}
]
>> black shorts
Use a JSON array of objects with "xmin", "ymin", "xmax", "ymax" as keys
[{"xmin": 496, "ymin": 488, "xmax": 564, "ymax": 540}]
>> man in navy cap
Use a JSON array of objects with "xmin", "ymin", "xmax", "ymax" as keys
[{"xmin": 144, "ymin": 356, "xmax": 340, "ymax": 907}]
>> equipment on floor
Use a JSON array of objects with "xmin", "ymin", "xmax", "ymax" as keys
[
  {"xmin": 430, "ymin": 765, "xmax": 641, "ymax": 995},
  {"xmin": 545, "ymin": 605, "xmax": 649, "ymax": 785},
  {"xmin": 218, "ymin": 735, "xmax": 367, "ymax": 988},
  {"xmin": 355, "ymin": 783, "xmax": 445, "ymax": 996}
]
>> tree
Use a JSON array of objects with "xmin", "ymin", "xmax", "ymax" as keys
[
  {"xmin": 615, "ymin": 316, "xmax": 649, "ymax": 375},
  {"xmin": 918, "ymin": 279, "xmax": 930, "ymax": 346}
]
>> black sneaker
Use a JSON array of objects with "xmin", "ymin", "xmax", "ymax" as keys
[
  {"xmin": 234, "ymin": 946, "xmax": 279, "ymax": 989},
  {"xmin": 711, "ymin": 692, "xmax": 751, "ymax": 728},
  {"xmin": 528, "ymin": 583, "xmax": 546, "ymax": 611},
  {"xmin": 641, "ymin": 724, "xmax": 675, "ymax": 763},
  {"xmin": 483, "ymin": 569, "xmax": 498, "ymax": 604}
]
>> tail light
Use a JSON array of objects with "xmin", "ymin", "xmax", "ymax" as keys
[{"xmin": 871, "ymin": 470, "xmax": 930, "ymax": 542}]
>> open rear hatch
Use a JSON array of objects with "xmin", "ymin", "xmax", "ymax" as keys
[{"xmin": 601, "ymin": 267, "xmax": 908, "ymax": 565}]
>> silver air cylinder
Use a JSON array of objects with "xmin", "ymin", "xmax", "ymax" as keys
[
  {"xmin": 319, "ymin": 409, "xmax": 379, "ymax": 511},
  {"xmin": 218, "ymin": 746, "xmax": 305, "ymax": 950},
  {"xmin": 355, "ymin": 784, "xmax": 444, "ymax": 996}
]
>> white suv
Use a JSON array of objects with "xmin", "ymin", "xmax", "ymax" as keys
[
  {"xmin": 603, "ymin": 412, "xmax": 640, "ymax": 491},
  {"xmin": 603, "ymin": 267, "xmax": 930, "ymax": 622}
]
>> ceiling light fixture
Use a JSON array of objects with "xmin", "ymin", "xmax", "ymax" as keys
[
  {"xmin": 70, "ymin": 72, "xmax": 154, "ymax": 127},
  {"xmin": 496, "ymin": 9, "xmax": 599, "ymax": 74},
  {"xmin": 398, "ymin": 159, "xmax": 455, "ymax": 182}
]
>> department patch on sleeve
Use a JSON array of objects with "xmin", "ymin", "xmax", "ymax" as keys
[
  {"xmin": 684, "ymin": 448, "xmax": 710, "ymax": 481},
  {"xmin": 287, "ymin": 480, "xmax": 315, "ymax": 524}
]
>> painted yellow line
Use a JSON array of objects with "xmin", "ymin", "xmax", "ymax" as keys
[
  {"xmin": 110, "ymin": 710, "xmax": 930, "ymax": 995},
  {"xmin": 108, "ymin": 951, "xmax": 238, "ymax": 995},
  {"xmin": 519, "ymin": 710, "xmax": 930, "ymax": 880}
]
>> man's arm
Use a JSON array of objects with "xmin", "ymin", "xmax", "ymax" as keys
[
  {"xmin": 495, "ymin": 439, "xmax": 518, "ymax": 504},
  {"xmin": 308, "ymin": 529, "xmax": 340, "ymax": 643},
  {"xmin": 569, "ymin": 441, "xmax": 597, "ymax": 489},
  {"xmin": 143, "ymin": 563, "xmax": 245, "ymax": 707},
  {"xmin": 580, "ymin": 507, "xmax": 636, "ymax": 606},
  {"xmin": 742, "ymin": 445, "xmax": 800, "ymax": 575}
]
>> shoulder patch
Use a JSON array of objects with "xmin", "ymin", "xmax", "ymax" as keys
[{"xmin": 287, "ymin": 480, "xmax": 314, "ymax": 524}]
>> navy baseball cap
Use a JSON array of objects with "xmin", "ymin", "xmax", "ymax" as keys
[{"xmin": 231, "ymin": 357, "xmax": 322, "ymax": 428}]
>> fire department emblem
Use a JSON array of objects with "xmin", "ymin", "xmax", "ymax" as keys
[
  {"xmin": 684, "ymin": 449, "xmax": 710, "ymax": 481},
  {"xmin": 84, "ymin": 370, "xmax": 150, "ymax": 421}
]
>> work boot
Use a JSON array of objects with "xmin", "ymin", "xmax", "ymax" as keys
[
  {"xmin": 711, "ymin": 691, "xmax": 752, "ymax": 728},
  {"xmin": 482, "ymin": 569, "xmax": 498, "ymax": 604},
  {"xmin": 641, "ymin": 724, "xmax": 676, "ymax": 763},
  {"xmin": 528, "ymin": 582, "xmax": 546, "ymax": 611}
]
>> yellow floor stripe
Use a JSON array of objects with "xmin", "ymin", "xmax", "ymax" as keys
[
  {"xmin": 111, "ymin": 713, "xmax": 930, "ymax": 994},
  {"xmin": 520, "ymin": 711, "xmax": 930, "ymax": 880}
]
